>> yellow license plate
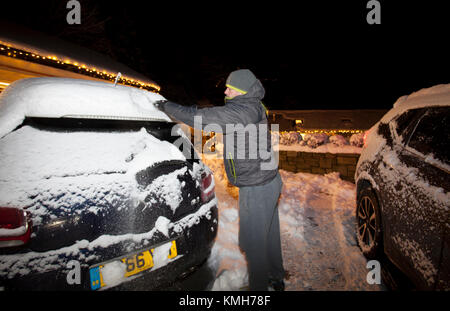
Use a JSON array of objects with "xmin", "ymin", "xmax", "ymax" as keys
[{"xmin": 90, "ymin": 240, "xmax": 178, "ymax": 290}]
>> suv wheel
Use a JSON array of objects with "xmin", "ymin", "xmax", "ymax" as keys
[{"xmin": 356, "ymin": 186, "xmax": 382, "ymax": 259}]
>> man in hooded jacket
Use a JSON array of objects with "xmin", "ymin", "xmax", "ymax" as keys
[{"xmin": 155, "ymin": 69, "xmax": 285, "ymax": 291}]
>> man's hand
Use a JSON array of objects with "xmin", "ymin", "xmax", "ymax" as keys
[{"xmin": 153, "ymin": 100, "xmax": 167, "ymax": 112}]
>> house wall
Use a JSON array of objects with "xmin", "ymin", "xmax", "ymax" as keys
[{"xmin": 278, "ymin": 150, "xmax": 359, "ymax": 183}]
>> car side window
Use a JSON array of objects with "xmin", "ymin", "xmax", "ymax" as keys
[
  {"xmin": 393, "ymin": 108, "xmax": 426, "ymax": 144},
  {"xmin": 407, "ymin": 107, "xmax": 449, "ymax": 166}
]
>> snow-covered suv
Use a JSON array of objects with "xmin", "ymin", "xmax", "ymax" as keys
[
  {"xmin": 355, "ymin": 84, "xmax": 449, "ymax": 290},
  {"xmin": 0, "ymin": 78, "xmax": 218, "ymax": 290}
]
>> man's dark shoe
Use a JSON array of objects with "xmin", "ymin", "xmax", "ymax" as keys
[{"xmin": 269, "ymin": 279, "xmax": 285, "ymax": 291}]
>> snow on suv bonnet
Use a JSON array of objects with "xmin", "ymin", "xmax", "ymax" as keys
[{"xmin": 0, "ymin": 77, "xmax": 171, "ymax": 138}]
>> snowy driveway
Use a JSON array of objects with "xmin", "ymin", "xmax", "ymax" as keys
[{"xmin": 204, "ymin": 156, "xmax": 385, "ymax": 291}]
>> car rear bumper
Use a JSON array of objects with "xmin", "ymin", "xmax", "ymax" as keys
[{"xmin": 0, "ymin": 201, "xmax": 218, "ymax": 291}]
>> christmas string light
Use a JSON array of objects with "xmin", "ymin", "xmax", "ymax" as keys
[
  {"xmin": 0, "ymin": 42, "xmax": 160, "ymax": 93},
  {"xmin": 279, "ymin": 129, "xmax": 364, "ymax": 136}
]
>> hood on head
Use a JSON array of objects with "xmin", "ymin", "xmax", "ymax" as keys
[
  {"xmin": 241, "ymin": 79, "xmax": 265, "ymax": 100},
  {"xmin": 225, "ymin": 69, "xmax": 265, "ymax": 102}
]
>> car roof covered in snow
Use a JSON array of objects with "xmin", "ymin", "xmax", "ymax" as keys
[
  {"xmin": 381, "ymin": 83, "xmax": 450, "ymax": 123},
  {"xmin": 0, "ymin": 77, "xmax": 171, "ymax": 138}
]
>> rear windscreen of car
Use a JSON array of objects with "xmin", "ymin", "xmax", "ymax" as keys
[{"xmin": 19, "ymin": 117, "xmax": 199, "ymax": 164}]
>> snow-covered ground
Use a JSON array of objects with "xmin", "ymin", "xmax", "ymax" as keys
[{"xmin": 203, "ymin": 154, "xmax": 385, "ymax": 291}]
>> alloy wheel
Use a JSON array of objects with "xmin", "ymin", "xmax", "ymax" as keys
[{"xmin": 357, "ymin": 196, "xmax": 377, "ymax": 247}]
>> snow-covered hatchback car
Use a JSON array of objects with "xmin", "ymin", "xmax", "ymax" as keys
[
  {"xmin": 0, "ymin": 78, "xmax": 218, "ymax": 290},
  {"xmin": 355, "ymin": 84, "xmax": 449, "ymax": 290}
]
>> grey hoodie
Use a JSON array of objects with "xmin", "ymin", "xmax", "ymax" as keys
[{"xmin": 163, "ymin": 79, "xmax": 278, "ymax": 187}]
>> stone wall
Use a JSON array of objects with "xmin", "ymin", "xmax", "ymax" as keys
[{"xmin": 278, "ymin": 151, "xmax": 360, "ymax": 183}]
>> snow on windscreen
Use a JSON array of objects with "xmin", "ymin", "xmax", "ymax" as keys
[
  {"xmin": 0, "ymin": 77, "xmax": 171, "ymax": 138},
  {"xmin": 0, "ymin": 127, "xmax": 184, "ymax": 182}
]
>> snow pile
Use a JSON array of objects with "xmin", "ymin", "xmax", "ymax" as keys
[
  {"xmin": 350, "ymin": 132, "xmax": 365, "ymax": 147},
  {"xmin": 329, "ymin": 134, "xmax": 349, "ymax": 147},
  {"xmin": 137, "ymin": 167, "xmax": 187, "ymax": 214},
  {"xmin": 171, "ymin": 198, "xmax": 217, "ymax": 236},
  {"xmin": 101, "ymin": 261, "xmax": 127, "ymax": 289},
  {"xmin": 0, "ymin": 77, "xmax": 170, "ymax": 139},
  {"xmin": 279, "ymin": 132, "xmax": 302, "ymax": 145},
  {"xmin": 152, "ymin": 242, "xmax": 175, "ymax": 270},
  {"xmin": 155, "ymin": 216, "xmax": 171, "ymax": 238},
  {"xmin": 301, "ymin": 133, "xmax": 329, "ymax": 148}
]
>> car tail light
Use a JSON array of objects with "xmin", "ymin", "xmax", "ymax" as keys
[
  {"xmin": 0, "ymin": 207, "xmax": 32, "ymax": 248},
  {"xmin": 363, "ymin": 130, "xmax": 370, "ymax": 147},
  {"xmin": 200, "ymin": 172, "xmax": 215, "ymax": 202}
]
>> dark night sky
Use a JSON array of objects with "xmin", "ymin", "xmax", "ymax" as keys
[{"xmin": 1, "ymin": 1, "xmax": 449, "ymax": 110}]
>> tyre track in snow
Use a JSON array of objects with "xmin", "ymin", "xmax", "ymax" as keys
[{"xmin": 281, "ymin": 188, "xmax": 349, "ymax": 290}]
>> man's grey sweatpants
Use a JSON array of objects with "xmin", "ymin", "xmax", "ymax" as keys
[{"xmin": 238, "ymin": 172, "xmax": 285, "ymax": 290}]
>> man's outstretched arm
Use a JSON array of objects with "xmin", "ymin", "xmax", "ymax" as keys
[{"xmin": 157, "ymin": 100, "xmax": 252, "ymax": 130}]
